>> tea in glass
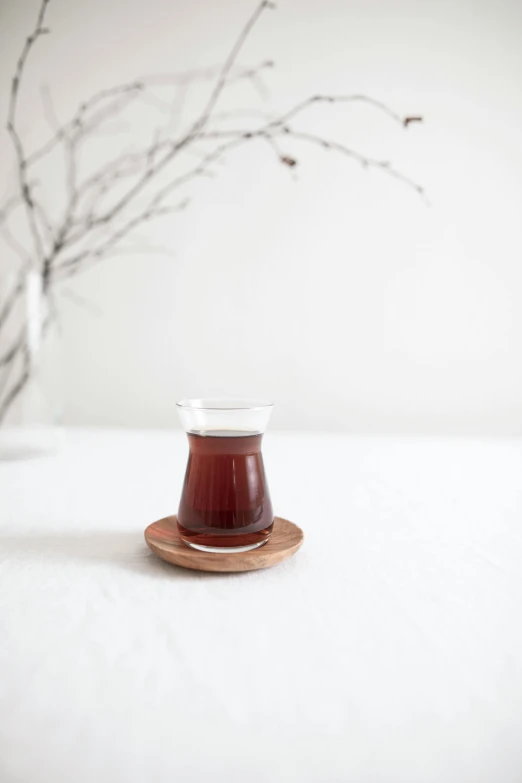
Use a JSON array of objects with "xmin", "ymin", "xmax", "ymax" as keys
[{"xmin": 176, "ymin": 400, "xmax": 274, "ymax": 552}]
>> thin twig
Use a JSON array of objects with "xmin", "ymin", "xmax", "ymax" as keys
[
  {"xmin": 282, "ymin": 129, "xmax": 424, "ymax": 194},
  {"xmin": 192, "ymin": 1, "xmax": 275, "ymax": 133},
  {"xmin": 6, "ymin": 0, "xmax": 51, "ymax": 266},
  {"xmin": 265, "ymin": 93, "xmax": 409, "ymax": 130},
  {"xmin": 0, "ymin": 273, "xmax": 25, "ymax": 331},
  {"xmin": 0, "ymin": 219, "xmax": 30, "ymax": 265},
  {"xmin": 0, "ymin": 194, "xmax": 23, "ymax": 226},
  {"xmin": 0, "ymin": 329, "xmax": 25, "ymax": 368},
  {"xmin": 55, "ymin": 200, "xmax": 189, "ymax": 279},
  {"xmin": 0, "ymin": 343, "xmax": 30, "ymax": 424}
]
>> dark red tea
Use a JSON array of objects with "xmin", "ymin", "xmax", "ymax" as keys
[{"xmin": 177, "ymin": 430, "xmax": 274, "ymax": 550}]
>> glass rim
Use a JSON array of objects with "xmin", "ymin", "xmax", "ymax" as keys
[{"xmin": 176, "ymin": 397, "xmax": 273, "ymax": 411}]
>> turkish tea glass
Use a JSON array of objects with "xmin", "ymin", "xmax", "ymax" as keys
[{"xmin": 177, "ymin": 399, "xmax": 274, "ymax": 552}]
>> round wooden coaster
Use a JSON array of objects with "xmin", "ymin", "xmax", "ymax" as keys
[{"xmin": 144, "ymin": 515, "xmax": 303, "ymax": 573}]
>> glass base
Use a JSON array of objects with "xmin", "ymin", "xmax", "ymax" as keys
[{"xmin": 181, "ymin": 537, "xmax": 270, "ymax": 554}]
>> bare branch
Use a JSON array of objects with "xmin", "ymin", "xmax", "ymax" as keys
[
  {"xmin": 34, "ymin": 200, "xmax": 55, "ymax": 247},
  {"xmin": 0, "ymin": 273, "xmax": 25, "ymax": 332},
  {"xmin": 6, "ymin": 0, "xmax": 51, "ymax": 266},
  {"xmin": 0, "ymin": 194, "xmax": 23, "ymax": 226},
  {"xmin": 1, "ymin": 0, "xmax": 424, "ymax": 421},
  {"xmin": 0, "ymin": 330, "xmax": 25, "ymax": 368},
  {"xmin": 27, "ymin": 81, "xmax": 144, "ymax": 166},
  {"xmin": 192, "ymin": 1, "xmax": 275, "ymax": 133},
  {"xmin": 197, "ymin": 118, "xmax": 425, "ymax": 195},
  {"xmin": 0, "ymin": 343, "xmax": 30, "ymax": 425},
  {"xmin": 7, "ymin": 0, "xmax": 50, "ymax": 128},
  {"xmin": 0, "ymin": 218, "xmax": 31, "ymax": 265},
  {"xmin": 264, "ymin": 93, "xmax": 418, "ymax": 131},
  {"xmin": 133, "ymin": 136, "xmax": 250, "ymax": 208},
  {"xmin": 26, "ymin": 60, "xmax": 275, "ymax": 167},
  {"xmin": 55, "ymin": 199, "xmax": 189, "ymax": 279},
  {"xmin": 281, "ymin": 129, "xmax": 424, "ymax": 194}
]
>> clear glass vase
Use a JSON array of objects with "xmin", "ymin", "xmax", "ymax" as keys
[
  {"xmin": 0, "ymin": 270, "xmax": 62, "ymax": 459},
  {"xmin": 176, "ymin": 398, "xmax": 274, "ymax": 552}
]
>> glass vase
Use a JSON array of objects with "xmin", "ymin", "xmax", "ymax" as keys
[{"xmin": 0, "ymin": 270, "xmax": 62, "ymax": 459}]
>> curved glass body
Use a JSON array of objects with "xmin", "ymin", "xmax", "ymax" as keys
[{"xmin": 177, "ymin": 399, "xmax": 274, "ymax": 553}]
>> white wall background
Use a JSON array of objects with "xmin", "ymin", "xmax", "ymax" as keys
[{"xmin": 1, "ymin": 0, "xmax": 522, "ymax": 433}]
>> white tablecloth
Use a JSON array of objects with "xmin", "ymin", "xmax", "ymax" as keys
[{"xmin": 1, "ymin": 429, "xmax": 522, "ymax": 783}]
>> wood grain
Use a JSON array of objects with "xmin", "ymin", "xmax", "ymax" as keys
[{"xmin": 144, "ymin": 516, "xmax": 304, "ymax": 573}]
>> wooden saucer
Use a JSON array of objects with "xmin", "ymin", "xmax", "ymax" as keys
[{"xmin": 144, "ymin": 515, "xmax": 303, "ymax": 573}]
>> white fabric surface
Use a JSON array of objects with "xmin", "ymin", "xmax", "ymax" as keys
[{"xmin": 1, "ymin": 429, "xmax": 522, "ymax": 783}]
